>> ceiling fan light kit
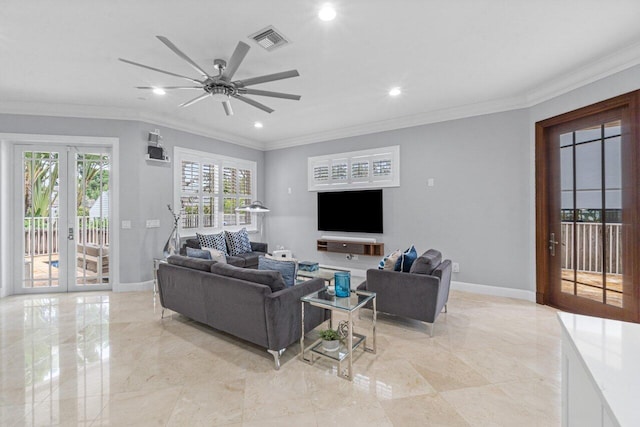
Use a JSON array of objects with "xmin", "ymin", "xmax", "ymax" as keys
[{"xmin": 119, "ymin": 36, "xmax": 301, "ymax": 116}]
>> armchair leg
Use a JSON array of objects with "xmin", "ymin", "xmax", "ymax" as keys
[
  {"xmin": 268, "ymin": 348, "xmax": 286, "ymax": 370},
  {"xmin": 444, "ymin": 304, "xmax": 448, "ymax": 314}
]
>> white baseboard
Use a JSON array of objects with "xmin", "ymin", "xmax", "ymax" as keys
[
  {"xmin": 115, "ymin": 280, "xmax": 154, "ymax": 292},
  {"xmin": 451, "ymin": 280, "xmax": 535, "ymax": 302}
]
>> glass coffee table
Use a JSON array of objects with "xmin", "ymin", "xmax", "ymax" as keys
[
  {"xmin": 297, "ymin": 266, "xmax": 350, "ymax": 285},
  {"xmin": 300, "ymin": 288, "xmax": 376, "ymax": 381}
]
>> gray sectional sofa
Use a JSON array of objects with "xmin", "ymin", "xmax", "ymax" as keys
[
  {"xmin": 181, "ymin": 238, "xmax": 267, "ymax": 268},
  {"xmin": 157, "ymin": 255, "xmax": 327, "ymax": 369}
]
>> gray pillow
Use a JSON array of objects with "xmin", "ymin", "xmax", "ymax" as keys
[
  {"xmin": 167, "ymin": 255, "xmax": 217, "ymax": 272},
  {"xmin": 409, "ymin": 249, "xmax": 442, "ymax": 275},
  {"xmin": 186, "ymin": 247, "xmax": 212, "ymax": 260},
  {"xmin": 258, "ymin": 256, "xmax": 297, "ymax": 288},
  {"xmin": 210, "ymin": 262, "xmax": 286, "ymax": 292}
]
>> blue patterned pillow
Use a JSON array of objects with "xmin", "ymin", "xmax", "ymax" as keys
[
  {"xmin": 378, "ymin": 249, "xmax": 401, "ymax": 270},
  {"xmin": 395, "ymin": 245, "xmax": 418, "ymax": 272},
  {"xmin": 225, "ymin": 228, "xmax": 252, "ymax": 256},
  {"xmin": 186, "ymin": 247, "xmax": 212, "ymax": 260},
  {"xmin": 197, "ymin": 232, "xmax": 228, "ymax": 255}
]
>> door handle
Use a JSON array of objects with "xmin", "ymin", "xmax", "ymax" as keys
[
  {"xmin": 68, "ymin": 227, "xmax": 74, "ymax": 241},
  {"xmin": 549, "ymin": 232, "xmax": 559, "ymax": 256}
]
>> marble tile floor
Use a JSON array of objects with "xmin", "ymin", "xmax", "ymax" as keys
[{"xmin": 0, "ymin": 290, "xmax": 562, "ymax": 426}]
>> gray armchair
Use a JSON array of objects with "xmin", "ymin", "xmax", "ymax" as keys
[{"xmin": 357, "ymin": 249, "xmax": 451, "ymax": 336}]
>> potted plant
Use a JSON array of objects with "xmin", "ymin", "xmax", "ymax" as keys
[{"xmin": 319, "ymin": 328, "xmax": 341, "ymax": 352}]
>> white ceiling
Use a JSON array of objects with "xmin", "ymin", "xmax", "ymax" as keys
[{"xmin": 3, "ymin": 1, "xmax": 640, "ymax": 150}]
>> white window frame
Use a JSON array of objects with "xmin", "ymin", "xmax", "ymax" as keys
[
  {"xmin": 307, "ymin": 145, "xmax": 400, "ymax": 191},
  {"xmin": 174, "ymin": 147, "xmax": 257, "ymax": 235}
]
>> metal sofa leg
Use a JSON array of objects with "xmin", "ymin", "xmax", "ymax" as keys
[
  {"xmin": 428, "ymin": 323, "xmax": 434, "ymax": 337},
  {"xmin": 444, "ymin": 304, "xmax": 448, "ymax": 314},
  {"xmin": 268, "ymin": 348, "xmax": 286, "ymax": 370}
]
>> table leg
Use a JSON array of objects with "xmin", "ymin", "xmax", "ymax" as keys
[
  {"xmin": 300, "ymin": 300, "xmax": 306, "ymax": 362},
  {"xmin": 347, "ymin": 312, "xmax": 353, "ymax": 380}
]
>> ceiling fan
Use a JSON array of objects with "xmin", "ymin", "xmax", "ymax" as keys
[{"xmin": 119, "ymin": 36, "xmax": 301, "ymax": 115}]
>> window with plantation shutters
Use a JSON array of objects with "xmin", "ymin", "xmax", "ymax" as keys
[
  {"xmin": 307, "ymin": 146, "xmax": 400, "ymax": 191},
  {"xmin": 174, "ymin": 148, "xmax": 257, "ymax": 233}
]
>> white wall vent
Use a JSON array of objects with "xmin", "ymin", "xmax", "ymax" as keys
[{"xmin": 249, "ymin": 26, "xmax": 290, "ymax": 51}]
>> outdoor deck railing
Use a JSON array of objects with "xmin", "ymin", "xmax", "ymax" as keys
[
  {"xmin": 561, "ymin": 222, "xmax": 622, "ymax": 274},
  {"xmin": 24, "ymin": 216, "xmax": 109, "ymax": 256}
]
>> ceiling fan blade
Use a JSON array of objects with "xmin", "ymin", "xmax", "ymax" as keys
[
  {"xmin": 222, "ymin": 100, "xmax": 233, "ymax": 116},
  {"xmin": 234, "ymin": 70, "xmax": 299, "ymax": 87},
  {"xmin": 221, "ymin": 41, "xmax": 250, "ymax": 82},
  {"xmin": 136, "ymin": 86, "xmax": 203, "ymax": 90},
  {"xmin": 119, "ymin": 58, "xmax": 203, "ymax": 84},
  {"xmin": 178, "ymin": 93, "xmax": 211, "ymax": 108},
  {"xmin": 156, "ymin": 36, "xmax": 211, "ymax": 78},
  {"xmin": 241, "ymin": 89, "xmax": 301, "ymax": 100},
  {"xmin": 232, "ymin": 95, "xmax": 274, "ymax": 114}
]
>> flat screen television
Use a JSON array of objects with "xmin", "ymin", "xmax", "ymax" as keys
[{"xmin": 317, "ymin": 189, "xmax": 383, "ymax": 233}]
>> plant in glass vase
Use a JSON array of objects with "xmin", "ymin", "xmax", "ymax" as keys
[{"xmin": 163, "ymin": 204, "xmax": 182, "ymax": 257}]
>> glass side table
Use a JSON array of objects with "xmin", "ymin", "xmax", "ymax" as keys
[{"xmin": 300, "ymin": 288, "xmax": 376, "ymax": 381}]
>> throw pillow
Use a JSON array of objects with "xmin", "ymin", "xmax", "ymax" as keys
[
  {"xmin": 203, "ymin": 248, "xmax": 227, "ymax": 264},
  {"xmin": 186, "ymin": 247, "xmax": 212, "ymax": 260},
  {"xmin": 410, "ymin": 249, "xmax": 442, "ymax": 275},
  {"xmin": 225, "ymin": 228, "xmax": 252, "ymax": 256},
  {"xmin": 395, "ymin": 245, "xmax": 418, "ymax": 272},
  {"xmin": 197, "ymin": 232, "xmax": 228, "ymax": 255},
  {"xmin": 378, "ymin": 249, "xmax": 402, "ymax": 270},
  {"xmin": 259, "ymin": 256, "xmax": 298, "ymax": 288}
]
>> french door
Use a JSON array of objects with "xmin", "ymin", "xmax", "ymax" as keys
[
  {"xmin": 536, "ymin": 92, "xmax": 640, "ymax": 321},
  {"xmin": 14, "ymin": 145, "xmax": 111, "ymax": 293}
]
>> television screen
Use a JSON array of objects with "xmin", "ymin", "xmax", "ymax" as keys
[{"xmin": 317, "ymin": 189, "xmax": 383, "ymax": 233}]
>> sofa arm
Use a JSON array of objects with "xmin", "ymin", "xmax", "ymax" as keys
[
  {"xmin": 251, "ymin": 241, "xmax": 268, "ymax": 253},
  {"xmin": 366, "ymin": 269, "xmax": 442, "ymax": 323},
  {"xmin": 264, "ymin": 278, "xmax": 327, "ymax": 351}
]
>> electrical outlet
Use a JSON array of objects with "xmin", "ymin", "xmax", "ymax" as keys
[
  {"xmin": 452, "ymin": 262, "xmax": 460, "ymax": 273},
  {"xmin": 146, "ymin": 219, "xmax": 160, "ymax": 228},
  {"xmin": 121, "ymin": 220, "xmax": 131, "ymax": 229}
]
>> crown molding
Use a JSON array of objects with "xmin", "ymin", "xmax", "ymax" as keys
[
  {"xmin": 524, "ymin": 39, "xmax": 640, "ymax": 107},
  {"xmin": 265, "ymin": 95, "xmax": 526, "ymax": 150},
  {"xmin": 0, "ymin": 101, "xmax": 265, "ymax": 151}
]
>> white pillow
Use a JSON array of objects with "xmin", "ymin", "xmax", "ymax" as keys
[{"xmin": 204, "ymin": 248, "xmax": 227, "ymax": 264}]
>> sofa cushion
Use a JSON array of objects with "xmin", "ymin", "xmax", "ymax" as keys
[
  {"xmin": 235, "ymin": 252, "xmax": 261, "ymax": 267},
  {"xmin": 409, "ymin": 249, "xmax": 442, "ymax": 275},
  {"xmin": 226, "ymin": 256, "xmax": 246, "ymax": 267},
  {"xmin": 167, "ymin": 255, "xmax": 217, "ymax": 272},
  {"xmin": 378, "ymin": 249, "xmax": 401, "ymax": 270},
  {"xmin": 258, "ymin": 255, "xmax": 297, "ymax": 288},
  {"xmin": 197, "ymin": 232, "xmax": 228, "ymax": 255},
  {"xmin": 210, "ymin": 262, "xmax": 286, "ymax": 292},
  {"xmin": 186, "ymin": 247, "xmax": 212, "ymax": 260},
  {"xmin": 185, "ymin": 238, "xmax": 201, "ymax": 249},
  {"xmin": 225, "ymin": 228, "xmax": 252, "ymax": 256},
  {"xmin": 395, "ymin": 245, "xmax": 418, "ymax": 272}
]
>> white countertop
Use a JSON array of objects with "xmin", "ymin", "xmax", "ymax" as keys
[{"xmin": 558, "ymin": 312, "xmax": 640, "ymax": 426}]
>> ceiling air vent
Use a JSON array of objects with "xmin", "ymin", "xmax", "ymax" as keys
[{"xmin": 249, "ymin": 26, "xmax": 290, "ymax": 51}]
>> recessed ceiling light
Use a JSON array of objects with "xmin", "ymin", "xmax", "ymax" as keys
[
  {"xmin": 318, "ymin": 4, "xmax": 336, "ymax": 21},
  {"xmin": 254, "ymin": 122, "xmax": 263, "ymax": 128},
  {"xmin": 152, "ymin": 87, "xmax": 166, "ymax": 95},
  {"xmin": 389, "ymin": 87, "xmax": 402, "ymax": 97}
]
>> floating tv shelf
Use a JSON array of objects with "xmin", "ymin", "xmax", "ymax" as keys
[{"xmin": 317, "ymin": 239, "xmax": 384, "ymax": 256}]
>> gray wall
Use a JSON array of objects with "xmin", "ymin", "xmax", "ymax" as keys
[
  {"xmin": 0, "ymin": 114, "xmax": 264, "ymax": 288},
  {"xmin": 265, "ymin": 109, "xmax": 531, "ymax": 290}
]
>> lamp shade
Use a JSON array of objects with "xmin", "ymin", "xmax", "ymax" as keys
[{"xmin": 236, "ymin": 200, "xmax": 270, "ymax": 213}]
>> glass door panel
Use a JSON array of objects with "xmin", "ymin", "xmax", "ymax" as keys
[
  {"xmin": 22, "ymin": 151, "xmax": 62, "ymax": 290},
  {"xmin": 73, "ymin": 151, "xmax": 110, "ymax": 289},
  {"xmin": 557, "ymin": 120, "xmax": 624, "ymax": 309}
]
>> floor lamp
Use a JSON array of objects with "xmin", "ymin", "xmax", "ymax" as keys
[{"xmin": 236, "ymin": 201, "xmax": 270, "ymax": 242}]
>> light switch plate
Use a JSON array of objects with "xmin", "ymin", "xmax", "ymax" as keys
[
  {"xmin": 146, "ymin": 219, "xmax": 160, "ymax": 228},
  {"xmin": 121, "ymin": 220, "xmax": 131, "ymax": 229}
]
